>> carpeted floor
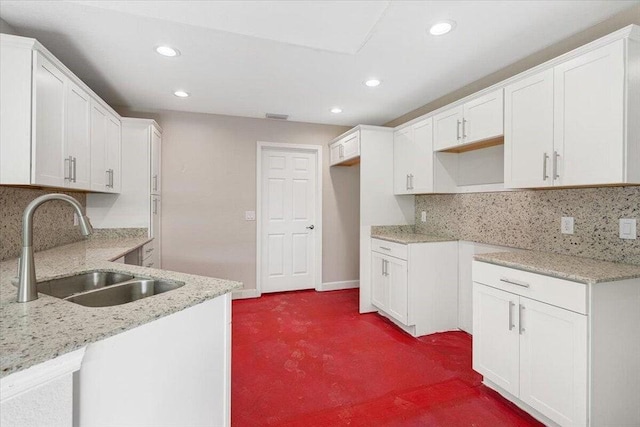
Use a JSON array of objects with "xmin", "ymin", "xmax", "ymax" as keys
[{"xmin": 232, "ymin": 289, "xmax": 543, "ymax": 426}]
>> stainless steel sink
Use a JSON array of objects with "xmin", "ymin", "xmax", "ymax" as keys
[
  {"xmin": 37, "ymin": 271, "xmax": 135, "ymax": 299},
  {"xmin": 65, "ymin": 279, "xmax": 185, "ymax": 307}
]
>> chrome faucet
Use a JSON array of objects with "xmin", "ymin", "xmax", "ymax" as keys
[{"xmin": 17, "ymin": 194, "xmax": 93, "ymax": 302}]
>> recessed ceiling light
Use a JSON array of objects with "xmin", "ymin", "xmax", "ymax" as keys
[
  {"xmin": 365, "ymin": 79, "xmax": 381, "ymax": 87},
  {"xmin": 330, "ymin": 107, "xmax": 343, "ymax": 114},
  {"xmin": 156, "ymin": 45, "xmax": 180, "ymax": 57},
  {"xmin": 174, "ymin": 90, "xmax": 190, "ymax": 98},
  {"xmin": 429, "ymin": 21, "xmax": 455, "ymax": 36}
]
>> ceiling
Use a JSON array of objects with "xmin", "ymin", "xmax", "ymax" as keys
[{"xmin": 0, "ymin": 1, "xmax": 637, "ymax": 126}]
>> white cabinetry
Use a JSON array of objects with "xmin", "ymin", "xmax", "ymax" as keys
[
  {"xmin": 473, "ymin": 260, "xmax": 640, "ymax": 427},
  {"xmin": 0, "ymin": 34, "xmax": 121, "ymax": 192},
  {"xmin": 90, "ymin": 100, "xmax": 121, "ymax": 193},
  {"xmin": 393, "ymin": 118, "xmax": 433, "ymax": 194},
  {"xmin": 371, "ymin": 238, "xmax": 458, "ymax": 337},
  {"xmin": 329, "ymin": 132, "xmax": 360, "ymax": 166},
  {"xmin": 87, "ymin": 119, "xmax": 163, "ymax": 268},
  {"xmin": 433, "ymin": 89, "xmax": 503, "ymax": 151},
  {"xmin": 505, "ymin": 37, "xmax": 640, "ymax": 188}
]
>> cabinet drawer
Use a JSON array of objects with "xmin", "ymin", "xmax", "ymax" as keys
[
  {"xmin": 371, "ymin": 238, "xmax": 407, "ymax": 260},
  {"xmin": 472, "ymin": 261, "xmax": 587, "ymax": 314}
]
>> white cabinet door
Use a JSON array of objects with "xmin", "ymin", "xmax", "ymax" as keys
[
  {"xmin": 371, "ymin": 252, "xmax": 387, "ymax": 311},
  {"xmin": 554, "ymin": 39, "xmax": 625, "ymax": 186},
  {"xmin": 150, "ymin": 195, "xmax": 161, "ymax": 268},
  {"xmin": 106, "ymin": 114, "xmax": 121, "ymax": 193},
  {"xmin": 32, "ymin": 52, "xmax": 65, "ymax": 187},
  {"xmin": 519, "ymin": 297, "xmax": 587, "ymax": 427},
  {"xmin": 472, "ymin": 283, "xmax": 520, "ymax": 396},
  {"xmin": 151, "ymin": 128, "xmax": 161, "ymax": 195},
  {"xmin": 462, "ymin": 89, "xmax": 503, "ymax": 144},
  {"xmin": 410, "ymin": 118, "xmax": 434, "ymax": 193},
  {"xmin": 90, "ymin": 100, "xmax": 108, "ymax": 191},
  {"xmin": 393, "ymin": 127, "xmax": 413, "ymax": 195},
  {"xmin": 65, "ymin": 80, "xmax": 91, "ymax": 190},
  {"xmin": 386, "ymin": 256, "xmax": 408, "ymax": 325},
  {"xmin": 329, "ymin": 142, "xmax": 342, "ymax": 166},
  {"xmin": 433, "ymin": 105, "xmax": 463, "ymax": 151},
  {"xmin": 504, "ymin": 69, "xmax": 554, "ymax": 188},
  {"xmin": 342, "ymin": 133, "xmax": 359, "ymax": 160}
]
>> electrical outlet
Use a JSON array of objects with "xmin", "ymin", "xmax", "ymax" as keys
[
  {"xmin": 421, "ymin": 211, "xmax": 427, "ymax": 222},
  {"xmin": 619, "ymin": 218, "xmax": 637, "ymax": 240},
  {"xmin": 73, "ymin": 213, "xmax": 79, "ymax": 226},
  {"xmin": 245, "ymin": 211, "xmax": 256, "ymax": 221},
  {"xmin": 561, "ymin": 217, "xmax": 574, "ymax": 235}
]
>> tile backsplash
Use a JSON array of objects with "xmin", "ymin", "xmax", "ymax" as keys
[
  {"xmin": 0, "ymin": 187, "xmax": 87, "ymax": 261},
  {"xmin": 415, "ymin": 186, "xmax": 640, "ymax": 265}
]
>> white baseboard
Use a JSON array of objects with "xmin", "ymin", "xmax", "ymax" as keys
[
  {"xmin": 317, "ymin": 280, "xmax": 359, "ymax": 292},
  {"xmin": 232, "ymin": 288, "xmax": 261, "ymax": 300}
]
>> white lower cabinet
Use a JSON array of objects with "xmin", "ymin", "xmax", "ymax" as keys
[
  {"xmin": 473, "ymin": 260, "xmax": 640, "ymax": 427},
  {"xmin": 371, "ymin": 238, "xmax": 458, "ymax": 337}
]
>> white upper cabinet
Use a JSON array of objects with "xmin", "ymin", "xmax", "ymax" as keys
[
  {"xmin": 433, "ymin": 90, "xmax": 503, "ymax": 151},
  {"xmin": 433, "ymin": 105, "xmax": 464, "ymax": 151},
  {"xmin": 505, "ymin": 35, "xmax": 640, "ymax": 189},
  {"xmin": 394, "ymin": 118, "xmax": 434, "ymax": 195},
  {"xmin": 0, "ymin": 34, "xmax": 122, "ymax": 192},
  {"xmin": 553, "ymin": 39, "xmax": 627, "ymax": 186},
  {"xmin": 32, "ymin": 51, "xmax": 66, "ymax": 187},
  {"xmin": 504, "ymin": 69, "xmax": 555, "ymax": 188},
  {"xmin": 329, "ymin": 131, "xmax": 360, "ymax": 166},
  {"xmin": 151, "ymin": 128, "xmax": 161, "ymax": 195},
  {"xmin": 90, "ymin": 100, "xmax": 121, "ymax": 193},
  {"xmin": 106, "ymin": 115, "xmax": 122, "ymax": 193}
]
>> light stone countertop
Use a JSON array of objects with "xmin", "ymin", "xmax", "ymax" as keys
[
  {"xmin": 371, "ymin": 225, "xmax": 456, "ymax": 245},
  {"xmin": 0, "ymin": 236, "xmax": 242, "ymax": 378},
  {"xmin": 474, "ymin": 250, "xmax": 640, "ymax": 285}
]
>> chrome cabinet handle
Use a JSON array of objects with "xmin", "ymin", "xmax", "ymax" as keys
[
  {"xmin": 519, "ymin": 304, "xmax": 525, "ymax": 334},
  {"xmin": 383, "ymin": 259, "xmax": 389, "ymax": 276},
  {"xmin": 378, "ymin": 246, "xmax": 391, "ymax": 251},
  {"xmin": 153, "ymin": 198, "xmax": 158, "ymax": 214},
  {"xmin": 381, "ymin": 259, "xmax": 385, "ymax": 276},
  {"xmin": 462, "ymin": 119, "xmax": 467, "ymax": 138},
  {"xmin": 542, "ymin": 153, "xmax": 549, "ymax": 181},
  {"xmin": 106, "ymin": 170, "xmax": 111, "ymax": 188},
  {"xmin": 153, "ymin": 175, "xmax": 158, "ymax": 192},
  {"xmin": 71, "ymin": 157, "xmax": 78, "ymax": 182},
  {"xmin": 406, "ymin": 174, "xmax": 410, "ymax": 190},
  {"xmin": 553, "ymin": 151, "xmax": 560, "ymax": 180},
  {"xmin": 456, "ymin": 120, "xmax": 461, "ymax": 140},
  {"xmin": 145, "ymin": 248, "xmax": 154, "ymax": 254},
  {"xmin": 508, "ymin": 301, "xmax": 515, "ymax": 331},
  {"xmin": 500, "ymin": 277, "xmax": 530, "ymax": 288},
  {"xmin": 409, "ymin": 174, "xmax": 414, "ymax": 190},
  {"xmin": 110, "ymin": 169, "xmax": 114, "ymax": 188}
]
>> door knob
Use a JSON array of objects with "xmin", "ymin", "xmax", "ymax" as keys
[{"xmin": 306, "ymin": 225, "xmax": 315, "ymax": 230}]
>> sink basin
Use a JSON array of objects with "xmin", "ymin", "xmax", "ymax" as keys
[
  {"xmin": 37, "ymin": 271, "xmax": 135, "ymax": 299},
  {"xmin": 65, "ymin": 279, "xmax": 185, "ymax": 307}
]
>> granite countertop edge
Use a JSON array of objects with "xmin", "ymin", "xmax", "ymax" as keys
[
  {"xmin": 371, "ymin": 232, "xmax": 457, "ymax": 244},
  {"xmin": 0, "ymin": 236, "xmax": 242, "ymax": 379},
  {"xmin": 473, "ymin": 252, "xmax": 640, "ymax": 285}
]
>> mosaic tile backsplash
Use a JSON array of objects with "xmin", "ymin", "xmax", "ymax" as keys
[
  {"xmin": 415, "ymin": 186, "xmax": 640, "ymax": 265},
  {"xmin": 1, "ymin": 187, "xmax": 88, "ymax": 261}
]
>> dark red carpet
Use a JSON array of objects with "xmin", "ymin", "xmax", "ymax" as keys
[{"xmin": 232, "ymin": 289, "xmax": 543, "ymax": 426}]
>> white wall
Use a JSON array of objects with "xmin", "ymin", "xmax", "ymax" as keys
[
  {"xmin": 0, "ymin": 18, "xmax": 18, "ymax": 35},
  {"xmin": 118, "ymin": 108, "xmax": 357, "ymax": 290}
]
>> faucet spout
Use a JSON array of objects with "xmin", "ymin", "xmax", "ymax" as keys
[{"xmin": 17, "ymin": 194, "xmax": 93, "ymax": 303}]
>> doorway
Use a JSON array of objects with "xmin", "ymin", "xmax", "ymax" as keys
[{"xmin": 257, "ymin": 142, "xmax": 322, "ymax": 294}]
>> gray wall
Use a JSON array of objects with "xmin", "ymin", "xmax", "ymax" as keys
[
  {"xmin": 0, "ymin": 18, "xmax": 18, "ymax": 35},
  {"xmin": 118, "ymin": 108, "xmax": 357, "ymax": 290}
]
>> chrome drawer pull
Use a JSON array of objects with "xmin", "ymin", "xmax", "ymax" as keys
[
  {"xmin": 499, "ymin": 277, "xmax": 530, "ymax": 288},
  {"xmin": 379, "ymin": 247, "xmax": 391, "ymax": 251},
  {"xmin": 519, "ymin": 304, "xmax": 525, "ymax": 334},
  {"xmin": 508, "ymin": 301, "xmax": 515, "ymax": 331}
]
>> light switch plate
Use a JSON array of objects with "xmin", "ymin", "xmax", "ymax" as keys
[
  {"xmin": 619, "ymin": 218, "xmax": 637, "ymax": 240},
  {"xmin": 245, "ymin": 211, "xmax": 256, "ymax": 221},
  {"xmin": 561, "ymin": 217, "xmax": 574, "ymax": 235},
  {"xmin": 421, "ymin": 211, "xmax": 427, "ymax": 222}
]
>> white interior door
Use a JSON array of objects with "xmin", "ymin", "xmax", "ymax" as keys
[{"xmin": 261, "ymin": 148, "xmax": 318, "ymax": 293}]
